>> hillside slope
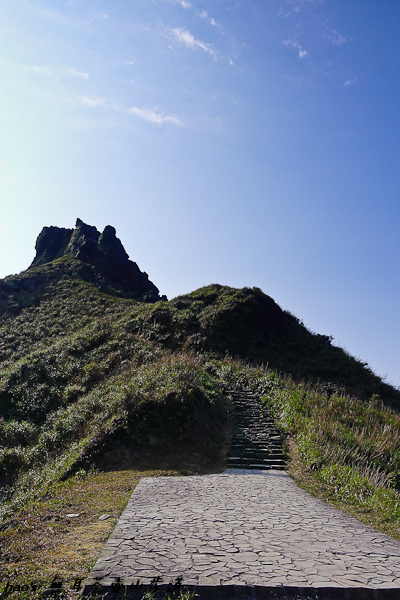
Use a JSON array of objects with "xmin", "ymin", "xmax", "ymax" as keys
[
  {"xmin": 29, "ymin": 218, "xmax": 162, "ymax": 300},
  {"xmin": 1, "ymin": 221, "xmax": 400, "ymax": 521},
  {"xmin": 141, "ymin": 284, "xmax": 400, "ymax": 405}
]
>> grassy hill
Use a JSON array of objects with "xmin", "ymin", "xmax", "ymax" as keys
[
  {"xmin": 1, "ymin": 242, "xmax": 400, "ymax": 597},
  {"xmin": 0, "ymin": 258, "xmax": 228, "ymax": 511}
]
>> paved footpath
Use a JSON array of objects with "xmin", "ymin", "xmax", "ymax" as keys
[{"xmin": 84, "ymin": 470, "xmax": 400, "ymax": 598}]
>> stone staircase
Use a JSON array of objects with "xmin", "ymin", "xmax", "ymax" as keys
[{"xmin": 225, "ymin": 388, "xmax": 286, "ymax": 470}]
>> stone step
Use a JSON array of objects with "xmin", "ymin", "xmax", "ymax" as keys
[
  {"xmin": 226, "ymin": 460, "xmax": 286, "ymax": 470},
  {"xmin": 230, "ymin": 457, "xmax": 285, "ymax": 464},
  {"xmin": 233, "ymin": 432, "xmax": 268, "ymax": 436},
  {"xmin": 228, "ymin": 454, "xmax": 285, "ymax": 462},
  {"xmin": 236, "ymin": 422, "xmax": 275, "ymax": 428},
  {"xmin": 237, "ymin": 428, "xmax": 277, "ymax": 433},
  {"xmin": 239, "ymin": 419, "xmax": 275, "ymax": 423},
  {"xmin": 229, "ymin": 448, "xmax": 283, "ymax": 455},
  {"xmin": 237, "ymin": 422, "xmax": 274, "ymax": 426},
  {"xmin": 233, "ymin": 438, "xmax": 281, "ymax": 446},
  {"xmin": 231, "ymin": 440, "xmax": 280, "ymax": 445},
  {"xmin": 247, "ymin": 464, "xmax": 286, "ymax": 470},
  {"xmin": 233, "ymin": 400, "xmax": 261, "ymax": 404},
  {"xmin": 227, "ymin": 456, "xmax": 286, "ymax": 465},
  {"xmin": 226, "ymin": 386, "xmax": 285, "ymax": 470},
  {"xmin": 237, "ymin": 449, "xmax": 283, "ymax": 455},
  {"xmin": 232, "ymin": 435, "xmax": 281, "ymax": 442},
  {"xmin": 235, "ymin": 449, "xmax": 284, "ymax": 457},
  {"xmin": 232, "ymin": 433, "xmax": 281, "ymax": 439},
  {"xmin": 228, "ymin": 447, "xmax": 284, "ymax": 456}
]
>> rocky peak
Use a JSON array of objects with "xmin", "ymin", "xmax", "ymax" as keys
[{"xmin": 30, "ymin": 219, "xmax": 162, "ymax": 301}]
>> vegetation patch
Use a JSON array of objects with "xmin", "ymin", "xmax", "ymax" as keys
[
  {"xmin": 209, "ymin": 358, "xmax": 400, "ymax": 539},
  {"xmin": 0, "ymin": 350, "xmax": 228, "ymax": 520},
  {"xmin": 2, "ymin": 248, "xmax": 400, "ymax": 599},
  {"xmin": 0, "ymin": 467, "xmax": 179, "ymax": 600}
]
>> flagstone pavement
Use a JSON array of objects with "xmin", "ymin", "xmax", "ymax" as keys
[{"xmin": 84, "ymin": 470, "xmax": 400, "ymax": 598}]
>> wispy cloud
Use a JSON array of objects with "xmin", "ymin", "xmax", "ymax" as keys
[
  {"xmin": 33, "ymin": 7, "xmax": 73, "ymax": 25},
  {"xmin": 278, "ymin": 0, "xmax": 324, "ymax": 17},
  {"xmin": 161, "ymin": 0, "xmax": 192, "ymax": 7},
  {"xmin": 22, "ymin": 65, "xmax": 54, "ymax": 76},
  {"xmin": 283, "ymin": 40, "xmax": 308, "ymax": 58},
  {"xmin": 69, "ymin": 68, "xmax": 89, "ymax": 79},
  {"xmin": 200, "ymin": 10, "xmax": 218, "ymax": 27},
  {"xmin": 169, "ymin": 28, "xmax": 215, "ymax": 57},
  {"xmin": 73, "ymin": 95, "xmax": 109, "ymax": 108},
  {"xmin": 344, "ymin": 78, "xmax": 356, "ymax": 87},
  {"xmin": 71, "ymin": 95, "xmax": 183, "ymax": 127},
  {"xmin": 23, "ymin": 64, "xmax": 90, "ymax": 81},
  {"xmin": 28, "ymin": 3, "xmax": 111, "ymax": 29},
  {"xmin": 329, "ymin": 29, "xmax": 347, "ymax": 45},
  {"xmin": 128, "ymin": 106, "xmax": 183, "ymax": 126}
]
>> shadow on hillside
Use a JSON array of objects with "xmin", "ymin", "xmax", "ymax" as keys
[{"xmin": 93, "ymin": 444, "xmax": 229, "ymax": 476}]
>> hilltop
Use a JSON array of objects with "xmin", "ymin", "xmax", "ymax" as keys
[
  {"xmin": 1, "ymin": 220, "xmax": 400, "ymax": 485},
  {"xmin": 2, "ymin": 220, "xmax": 400, "ymax": 593},
  {"xmin": 29, "ymin": 218, "xmax": 162, "ymax": 301}
]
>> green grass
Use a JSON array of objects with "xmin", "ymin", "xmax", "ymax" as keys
[
  {"xmin": 1, "ymin": 261, "xmax": 400, "ymax": 530},
  {"xmin": 0, "ymin": 467, "xmax": 183, "ymax": 600},
  {"xmin": 0, "ymin": 350, "xmax": 227, "ymax": 520},
  {"xmin": 206, "ymin": 358, "xmax": 400, "ymax": 537},
  {"xmin": 2, "ymin": 255, "xmax": 400, "ymax": 598}
]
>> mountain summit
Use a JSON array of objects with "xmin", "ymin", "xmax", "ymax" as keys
[
  {"xmin": 2, "ymin": 219, "xmax": 400, "ymax": 531},
  {"xmin": 30, "ymin": 218, "xmax": 161, "ymax": 301}
]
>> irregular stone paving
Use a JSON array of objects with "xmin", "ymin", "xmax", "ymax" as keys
[{"xmin": 85, "ymin": 470, "xmax": 400, "ymax": 596}]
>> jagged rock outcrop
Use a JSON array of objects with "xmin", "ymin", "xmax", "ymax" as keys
[{"xmin": 30, "ymin": 219, "xmax": 162, "ymax": 301}]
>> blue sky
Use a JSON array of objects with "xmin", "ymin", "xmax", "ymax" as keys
[{"xmin": 1, "ymin": 0, "xmax": 400, "ymax": 387}]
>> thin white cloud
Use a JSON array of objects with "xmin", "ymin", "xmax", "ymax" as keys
[
  {"xmin": 34, "ymin": 7, "xmax": 72, "ymax": 24},
  {"xmin": 199, "ymin": 10, "xmax": 218, "ymax": 27},
  {"xmin": 29, "ymin": 3, "xmax": 111, "ymax": 27},
  {"xmin": 170, "ymin": 28, "xmax": 215, "ymax": 57},
  {"xmin": 67, "ymin": 95, "xmax": 185, "ymax": 127},
  {"xmin": 285, "ymin": 0, "xmax": 325, "ymax": 16},
  {"xmin": 329, "ymin": 30, "xmax": 347, "ymax": 45},
  {"xmin": 164, "ymin": 0, "xmax": 192, "ymax": 7},
  {"xmin": 128, "ymin": 106, "xmax": 183, "ymax": 126},
  {"xmin": 23, "ymin": 64, "xmax": 90, "ymax": 81},
  {"xmin": 279, "ymin": 0, "xmax": 324, "ymax": 16},
  {"xmin": 69, "ymin": 68, "xmax": 89, "ymax": 79},
  {"xmin": 67, "ymin": 95, "xmax": 183, "ymax": 127},
  {"xmin": 23, "ymin": 65, "xmax": 54, "ymax": 76},
  {"xmin": 283, "ymin": 40, "xmax": 308, "ymax": 58},
  {"xmin": 75, "ymin": 95, "xmax": 108, "ymax": 108},
  {"xmin": 344, "ymin": 78, "xmax": 356, "ymax": 87}
]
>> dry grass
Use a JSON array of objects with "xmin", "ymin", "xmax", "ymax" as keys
[
  {"xmin": 0, "ymin": 467, "xmax": 179, "ymax": 599},
  {"xmin": 285, "ymin": 437, "xmax": 400, "ymax": 542},
  {"xmin": 0, "ymin": 404, "xmax": 232, "ymax": 600}
]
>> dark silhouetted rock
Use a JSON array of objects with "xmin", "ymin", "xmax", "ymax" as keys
[
  {"xmin": 33, "ymin": 226, "xmax": 73, "ymax": 266},
  {"xmin": 30, "ymin": 219, "xmax": 162, "ymax": 301}
]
